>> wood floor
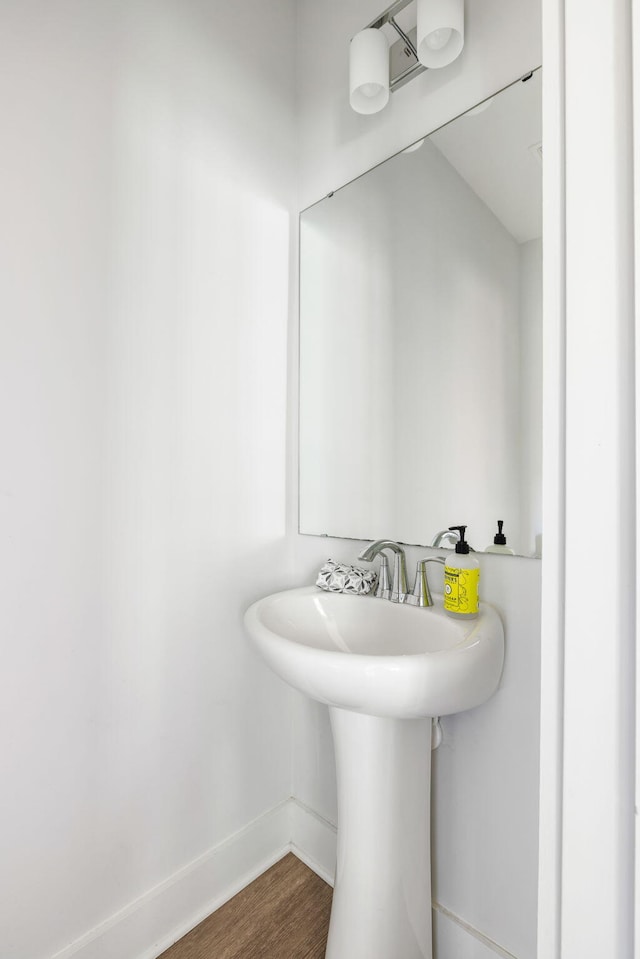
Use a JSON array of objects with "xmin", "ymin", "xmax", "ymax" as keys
[{"xmin": 158, "ymin": 854, "xmax": 333, "ymax": 959}]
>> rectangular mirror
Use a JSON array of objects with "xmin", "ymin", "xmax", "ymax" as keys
[{"xmin": 299, "ymin": 69, "xmax": 542, "ymax": 558}]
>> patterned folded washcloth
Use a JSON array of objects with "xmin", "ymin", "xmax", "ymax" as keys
[{"xmin": 316, "ymin": 559, "xmax": 378, "ymax": 596}]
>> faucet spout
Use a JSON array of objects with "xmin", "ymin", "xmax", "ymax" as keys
[
  {"xmin": 358, "ymin": 540, "xmax": 408, "ymax": 603},
  {"xmin": 430, "ymin": 529, "xmax": 460, "ymax": 549},
  {"xmin": 430, "ymin": 529, "xmax": 475, "ymax": 550},
  {"xmin": 359, "ymin": 539, "xmax": 405, "ymax": 561}
]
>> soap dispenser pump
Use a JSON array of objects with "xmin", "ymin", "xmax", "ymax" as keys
[
  {"xmin": 485, "ymin": 520, "xmax": 515, "ymax": 555},
  {"xmin": 444, "ymin": 525, "xmax": 480, "ymax": 619}
]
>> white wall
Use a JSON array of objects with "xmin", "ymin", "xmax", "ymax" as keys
[
  {"xmin": 0, "ymin": 2, "xmax": 546, "ymax": 957},
  {"xmin": 0, "ymin": 2, "xmax": 296, "ymax": 957},
  {"xmin": 536, "ymin": 0, "xmax": 636, "ymax": 955},
  {"xmin": 292, "ymin": 1, "xmax": 542, "ymax": 956}
]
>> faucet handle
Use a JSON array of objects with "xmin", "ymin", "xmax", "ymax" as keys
[
  {"xmin": 375, "ymin": 554, "xmax": 392, "ymax": 600},
  {"xmin": 405, "ymin": 557, "xmax": 446, "ymax": 608},
  {"xmin": 390, "ymin": 551, "xmax": 408, "ymax": 604}
]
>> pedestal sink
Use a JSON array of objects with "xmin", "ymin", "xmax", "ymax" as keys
[{"xmin": 244, "ymin": 586, "xmax": 504, "ymax": 959}]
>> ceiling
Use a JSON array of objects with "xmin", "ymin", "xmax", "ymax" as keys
[{"xmin": 429, "ymin": 68, "xmax": 542, "ymax": 244}]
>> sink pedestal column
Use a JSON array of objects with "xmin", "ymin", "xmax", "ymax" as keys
[{"xmin": 326, "ymin": 708, "xmax": 433, "ymax": 959}]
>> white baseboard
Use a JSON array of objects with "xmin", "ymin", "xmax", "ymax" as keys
[
  {"xmin": 433, "ymin": 904, "xmax": 519, "ymax": 959},
  {"xmin": 50, "ymin": 796, "xmax": 518, "ymax": 959},
  {"xmin": 51, "ymin": 800, "xmax": 292, "ymax": 959},
  {"xmin": 288, "ymin": 797, "xmax": 337, "ymax": 886}
]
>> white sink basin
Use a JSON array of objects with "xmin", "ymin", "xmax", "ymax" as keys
[
  {"xmin": 245, "ymin": 583, "xmax": 505, "ymax": 959},
  {"xmin": 244, "ymin": 585, "xmax": 504, "ymax": 719}
]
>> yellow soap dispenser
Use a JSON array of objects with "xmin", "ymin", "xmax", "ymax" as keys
[{"xmin": 444, "ymin": 525, "xmax": 480, "ymax": 619}]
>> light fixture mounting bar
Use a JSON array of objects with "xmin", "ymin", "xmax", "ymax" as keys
[
  {"xmin": 389, "ymin": 16, "xmax": 418, "ymax": 59},
  {"xmin": 365, "ymin": 0, "xmax": 415, "ymax": 31},
  {"xmin": 361, "ymin": 0, "xmax": 427, "ymax": 93}
]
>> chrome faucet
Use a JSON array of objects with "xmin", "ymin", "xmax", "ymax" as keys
[
  {"xmin": 405, "ymin": 557, "xmax": 446, "ymax": 607},
  {"xmin": 430, "ymin": 528, "xmax": 475, "ymax": 550},
  {"xmin": 430, "ymin": 529, "xmax": 460, "ymax": 548},
  {"xmin": 358, "ymin": 540, "xmax": 408, "ymax": 603}
]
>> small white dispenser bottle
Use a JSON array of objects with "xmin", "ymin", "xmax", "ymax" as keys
[
  {"xmin": 444, "ymin": 525, "xmax": 480, "ymax": 619},
  {"xmin": 485, "ymin": 520, "xmax": 515, "ymax": 555}
]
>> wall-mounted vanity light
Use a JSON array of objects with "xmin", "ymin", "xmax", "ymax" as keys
[
  {"xmin": 349, "ymin": 0, "xmax": 465, "ymax": 115},
  {"xmin": 349, "ymin": 28, "xmax": 391, "ymax": 114},
  {"xmin": 416, "ymin": 0, "xmax": 464, "ymax": 68}
]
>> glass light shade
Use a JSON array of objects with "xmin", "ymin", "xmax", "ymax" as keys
[
  {"xmin": 417, "ymin": 0, "xmax": 464, "ymax": 68},
  {"xmin": 349, "ymin": 28, "xmax": 390, "ymax": 115}
]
